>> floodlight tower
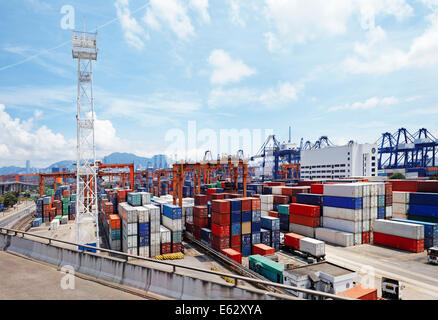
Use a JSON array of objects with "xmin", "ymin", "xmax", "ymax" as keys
[{"xmin": 72, "ymin": 28, "xmax": 99, "ymax": 249}]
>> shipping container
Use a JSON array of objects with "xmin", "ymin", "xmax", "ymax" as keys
[
  {"xmin": 373, "ymin": 219, "xmax": 424, "ymax": 240},
  {"xmin": 323, "ymin": 196, "xmax": 362, "ymax": 210},
  {"xmin": 373, "ymin": 232, "xmax": 424, "ymax": 253},
  {"xmin": 289, "ymin": 223, "xmax": 315, "ymax": 238},
  {"xmin": 221, "ymin": 248, "xmax": 242, "ymax": 264},
  {"xmin": 289, "ymin": 203, "xmax": 320, "ymax": 217},
  {"xmin": 261, "ymin": 216, "xmax": 280, "ymax": 230},
  {"xmin": 252, "ymin": 244, "xmax": 275, "ymax": 256},
  {"xmin": 289, "ymin": 214, "xmax": 320, "ymax": 228},
  {"xmin": 299, "ymin": 238, "xmax": 325, "ymax": 258},
  {"xmin": 315, "ymin": 228, "xmax": 354, "ymax": 247}
]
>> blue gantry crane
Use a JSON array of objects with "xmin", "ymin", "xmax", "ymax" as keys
[{"xmin": 376, "ymin": 128, "xmax": 438, "ymax": 170}]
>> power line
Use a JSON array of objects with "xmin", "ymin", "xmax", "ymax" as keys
[{"xmin": 0, "ymin": 3, "xmax": 149, "ymax": 72}]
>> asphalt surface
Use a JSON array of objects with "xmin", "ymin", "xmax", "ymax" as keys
[
  {"xmin": 0, "ymin": 202, "xmax": 35, "ymax": 228},
  {"xmin": 325, "ymin": 244, "xmax": 438, "ymax": 300}
]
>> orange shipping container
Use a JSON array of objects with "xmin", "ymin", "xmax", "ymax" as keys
[
  {"xmin": 221, "ymin": 248, "xmax": 242, "ymax": 264},
  {"xmin": 252, "ymin": 244, "xmax": 275, "ymax": 256},
  {"xmin": 289, "ymin": 214, "xmax": 320, "ymax": 228},
  {"xmin": 109, "ymin": 214, "xmax": 120, "ymax": 229},
  {"xmin": 268, "ymin": 211, "xmax": 278, "ymax": 218},
  {"xmin": 338, "ymin": 286, "xmax": 378, "ymax": 300}
]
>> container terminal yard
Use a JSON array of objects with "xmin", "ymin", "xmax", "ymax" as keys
[{"xmin": 1, "ymin": 2, "xmax": 438, "ymax": 305}]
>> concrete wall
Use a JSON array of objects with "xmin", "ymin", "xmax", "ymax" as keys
[{"xmin": 0, "ymin": 233, "xmax": 285, "ymax": 300}]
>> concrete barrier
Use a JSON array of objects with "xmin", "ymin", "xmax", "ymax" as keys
[{"xmin": 0, "ymin": 233, "xmax": 284, "ymax": 300}]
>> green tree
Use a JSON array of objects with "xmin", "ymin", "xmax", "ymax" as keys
[
  {"xmin": 3, "ymin": 193, "xmax": 18, "ymax": 208},
  {"xmin": 389, "ymin": 172, "xmax": 406, "ymax": 180}
]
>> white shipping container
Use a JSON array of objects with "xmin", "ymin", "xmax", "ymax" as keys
[
  {"xmin": 162, "ymin": 216, "xmax": 182, "ymax": 232},
  {"xmin": 126, "ymin": 247, "xmax": 138, "ymax": 256},
  {"xmin": 261, "ymin": 202, "xmax": 273, "ymax": 212},
  {"xmin": 322, "ymin": 217, "xmax": 363, "ymax": 233},
  {"xmin": 150, "ymin": 232, "xmax": 160, "ymax": 243},
  {"xmin": 127, "ymin": 235, "xmax": 137, "ymax": 248},
  {"xmin": 136, "ymin": 206, "xmax": 149, "ymax": 223},
  {"xmin": 393, "ymin": 192, "xmax": 410, "ymax": 204},
  {"xmin": 139, "ymin": 246, "xmax": 150, "ymax": 257},
  {"xmin": 50, "ymin": 219, "xmax": 59, "ymax": 230},
  {"xmin": 289, "ymin": 223, "xmax": 315, "ymax": 238},
  {"xmin": 271, "ymin": 186, "xmax": 283, "ymax": 195},
  {"xmin": 315, "ymin": 228, "xmax": 354, "ymax": 247},
  {"xmin": 261, "ymin": 210, "xmax": 269, "ymax": 217},
  {"xmin": 392, "ymin": 212, "xmax": 408, "ymax": 220},
  {"xmin": 377, "ymin": 183, "xmax": 385, "ymax": 196},
  {"xmin": 323, "ymin": 206, "xmax": 362, "ymax": 222},
  {"xmin": 354, "ymin": 233, "xmax": 362, "ymax": 245},
  {"xmin": 362, "ymin": 184, "xmax": 371, "ymax": 197},
  {"xmin": 363, "ymin": 196, "xmax": 370, "ymax": 208},
  {"xmin": 370, "ymin": 207, "xmax": 378, "ymax": 220},
  {"xmin": 362, "ymin": 207, "xmax": 370, "ymax": 221},
  {"xmin": 160, "ymin": 225, "xmax": 171, "ymax": 244},
  {"xmin": 150, "ymin": 246, "xmax": 160, "ymax": 257},
  {"xmin": 386, "ymin": 206, "xmax": 393, "ymax": 218},
  {"xmin": 362, "ymin": 220, "xmax": 370, "ymax": 232},
  {"xmin": 127, "ymin": 222, "xmax": 137, "ymax": 235},
  {"xmin": 323, "ymin": 183, "xmax": 363, "ymax": 198},
  {"xmin": 371, "ymin": 195, "xmax": 378, "ymax": 208},
  {"xmin": 299, "ymin": 238, "xmax": 325, "ymax": 257},
  {"xmin": 393, "ymin": 203, "xmax": 409, "ymax": 215},
  {"xmin": 373, "ymin": 219, "xmax": 424, "ymax": 240},
  {"xmin": 260, "ymin": 195, "xmax": 274, "ymax": 204},
  {"xmin": 139, "ymin": 192, "xmax": 152, "ymax": 205}
]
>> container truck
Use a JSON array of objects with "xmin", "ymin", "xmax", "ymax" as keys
[{"xmin": 427, "ymin": 247, "xmax": 438, "ymax": 265}]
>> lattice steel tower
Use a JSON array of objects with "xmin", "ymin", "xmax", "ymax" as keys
[{"xmin": 72, "ymin": 29, "xmax": 99, "ymax": 248}]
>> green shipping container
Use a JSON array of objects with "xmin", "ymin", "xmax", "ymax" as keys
[
  {"xmin": 216, "ymin": 182, "xmax": 221, "ymax": 188},
  {"xmin": 55, "ymin": 215, "xmax": 62, "ymax": 220},
  {"xmin": 278, "ymin": 205, "xmax": 289, "ymax": 215},
  {"xmin": 47, "ymin": 189, "xmax": 54, "ymax": 196},
  {"xmin": 70, "ymin": 194, "xmax": 77, "ymax": 201},
  {"xmin": 248, "ymin": 255, "xmax": 284, "ymax": 284}
]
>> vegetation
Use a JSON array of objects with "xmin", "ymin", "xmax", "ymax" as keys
[
  {"xmin": 0, "ymin": 192, "xmax": 19, "ymax": 208},
  {"xmin": 429, "ymin": 174, "xmax": 438, "ymax": 180},
  {"xmin": 389, "ymin": 172, "xmax": 406, "ymax": 180}
]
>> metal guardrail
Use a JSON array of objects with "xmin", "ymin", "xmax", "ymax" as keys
[{"xmin": 0, "ymin": 226, "xmax": 354, "ymax": 300}]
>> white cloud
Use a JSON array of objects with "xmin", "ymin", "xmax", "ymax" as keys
[
  {"xmin": 208, "ymin": 49, "xmax": 256, "ymax": 85},
  {"xmin": 115, "ymin": 0, "xmax": 148, "ymax": 50},
  {"xmin": 262, "ymin": 0, "xmax": 413, "ymax": 52},
  {"xmin": 208, "ymin": 81, "xmax": 299, "ymax": 108},
  {"xmin": 328, "ymin": 96, "xmax": 399, "ymax": 112},
  {"xmin": 190, "ymin": 0, "xmax": 210, "ymax": 23},
  {"xmin": 229, "ymin": 0, "xmax": 245, "ymax": 27},
  {"xmin": 143, "ymin": 0, "xmax": 195, "ymax": 40}
]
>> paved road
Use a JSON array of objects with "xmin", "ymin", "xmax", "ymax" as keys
[
  {"xmin": 0, "ymin": 201, "xmax": 35, "ymax": 228},
  {"xmin": 0, "ymin": 251, "xmax": 146, "ymax": 300},
  {"xmin": 325, "ymin": 244, "xmax": 438, "ymax": 300}
]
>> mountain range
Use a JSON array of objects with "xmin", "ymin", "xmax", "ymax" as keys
[{"xmin": 0, "ymin": 153, "xmax": 170, "ymax": 175}]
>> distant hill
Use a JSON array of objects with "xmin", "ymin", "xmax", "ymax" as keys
[{"xmin": 0, "ymin": 153, "xmax": 169, "ymax": 175}]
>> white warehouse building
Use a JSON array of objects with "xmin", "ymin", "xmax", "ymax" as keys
[{"xmin": 300, "ymin": 143, "xmax": 379, "ymax": 180}]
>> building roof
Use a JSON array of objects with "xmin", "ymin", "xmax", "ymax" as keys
[{"xmin": 284, "ymin": 261, "xmax": 355, "ymax": 278}]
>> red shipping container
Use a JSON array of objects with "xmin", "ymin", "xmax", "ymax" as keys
[
  {"xmin": 193, "ymin": 216, "xmax": 209, "ymax": 228},
  {"xmin": 222, "ymin": 193, "xmax": 231, "ymax": 199},
  {"xmin": 289, "ymin": 203, "xmax": 320, "ymax": 217},
  {"xmin": 172, "ymin": 243, "xmax": 182, "ymax": 253},
  {"xmin": 211, "ymin": 200, "xmax": 230, "ymax": 214},
  {"xmin": 373, "ymin": 232, "xmax": 424, "ymax": 253},
  {"xmin": 289, "ymin": 214, "xmax": 320, "ymax": 228},
  {"xmin": 211, "ymin": 212, "xmax": 230, "ymax": 226},
  {"xmin": 268, "ymin": 211, "xmax": 278, "ymax": 218},
  {"xmin": 265, "ymin": 182, "xmax": 285, "ymax": 187},
  {"xmin": 281, "ymin": 187, "xmax": 294, "ymax": 196},
  {"xmin": 207, "ymin": 188, "xmax": 217, "ymax": 195},
  {"xmin": 284, "ymin": 233, "xmax": 305, "ymax": 249},
  {"xmin": 362, "ymin": 232, "xmax": 370, "ymax": 244},
  {"xmin": 194, "ymin": 205, "xmax": 208, "ymax": 218},
  {"xmin": 385, "ymin": 182, "xmax": 393, "ymax": 194},
  {"xmin": 161, "ymin": 243, "xmax": 171, "ymax": 254},
  {"xmin": 62, "ymin": 190, "xmax": 70, "ymax": 198},
  {"xmin": 193, "ymin": 225, "xmax": 202, "ymax": 240},
  {"xmin": 252, "ymin": 194, "xmax": 261, "ymax": 199},
  {"xmin": 104, "ymin": 202, "xmax": 114, "ymax": 213},
  {"xmin": 185, "ymin": 222, "xmax": 194, "ymax": 234},
  {"xmin": 221, "ymin": 248, "xmax": 242, "ymax": 264},
  {"xmin": 310, "ymin": 184, "xmax": 324, "ymax": 194},
  {"xmin": 228, "ymin": 194, "xmax": 241, "ymax": 199},
  {"xmin": 291, "ymin": 196, "xmax": 296, "ymax": 203},
  {"xmin": 117, "ymin": 189, "xmax": 128, "ymax": 199},
  {"xmin": 231, "ymin": 235, "xmax": 241, "ymax": 247},
  {"xmin": 211, "ymin": 234, "xmax": 230, "ymax": 250},
  {"xmin": 388, "ymin": 180, "xmax": 419, "ymax": 192},
  {"xmin": 211, "ymin": 193, "xmax": 225, "ymax": 200},
  {"xmin": 195, "ymin": 194, "xmax": 208, "ymax": 205},
  {"xmin": 252, "ymin": 244, "xmax": 275, "ymax": 256},
  {"xmin": 250, "ymin": 197, "xmax": 261, "ymax": 210},
  {"xmin": 338, "ymin": 286, "xmax": 378, "ymax": 300},
  {"xmin": 211, "ymin": 223, "xmax": 230, "ymax": 237},
  {"xmin": 297, "ymin": 181, "xmax": 322, "ymax": 187},
  {"xmin": 240, "ymin": 198, "xmax": 252, "ymax": 212},
  {"xmin": 231, "ymin": 245, "xmax": 241, "ymax": 253},
  {"xmin": 273, "ymin": 195, "xmax": 289, "ymax": 204},
  {"xmin": 417, "ymin": 181, "xmax": 438, "ymax": 193}
]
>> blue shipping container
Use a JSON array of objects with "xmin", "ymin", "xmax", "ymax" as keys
[
  {"xmin": 139, "ymin": 235, "xmax": 149, "ymax": 246},
  {"xmin": 263, "ymin": 187, "xmax": 272, "ymax": 195},
  {"xmin": 242, "ymin": 211, "xmax": 251, "ymax": 222},
  {"xmin": 231, "ymin": 211, "xmax": 241, "ymax": 224},
  {"xmin": 408, "ymin": 204, "xmax": 438, "ymax": 218},
  {"xmin": 323, "ymin": 196, "xmax": 362, "ymax": 210},
  {"xmin": 228, "ymin": 199, "xmax": 241, "ymax": 212},
  {"xmin": 252, "ymin": 210, "xmax": 261, "ymax": 222},
  {"xmin": 201, "ymin": 228, "xmax": 211, "ymax": 242},
  {"xmin": 231, "ymin": 223, "xmax": 241, "ymax": 235},
  {"xmin": 271, "ymin": 230, "xmax": 280, "ymax": 242},
  {"xmin": 409, "ymin": 193, "xmax": 438, "ymax": 206},
  {"xmin": 242, "ymin": 234, "xmax": 251, "ymax": 246},
  {"xmin": 138, "ymin": 223, "xmax": 150, "ymax": 235},
  {"xmin": 252, "ymin": 221, "xmax": 261, "ymax": 233},
  {"xmin": 261, "ymin": 216, "xmax": 280, "ymax": 230},
  {"xmin": 252, "ymin": 233, "xmax": 261, "ymax": 245},
  {"xmin": 163, "ymin": 204, "xmax": 182, "ymax": 219},
  {"xmin": 296, "ymin": 193, "xmax": 323, "ymax": 206},
  {"xmin": 241, "ymin": 245, "xmax": 251, "ymax": 257}
]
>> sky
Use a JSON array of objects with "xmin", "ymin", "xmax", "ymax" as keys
[{"xmin": 1, "ymin": 0, "xmax": 438, "ymax": 167}]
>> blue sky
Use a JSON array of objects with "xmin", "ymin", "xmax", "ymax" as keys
[{"xmin": 1, "ymin": 0, "xmax": 438, "ymax": 167}]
